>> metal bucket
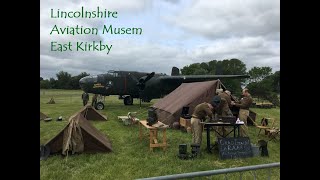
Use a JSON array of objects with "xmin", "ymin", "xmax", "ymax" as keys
[{"xmin": 251, "ymin": 144, "xmax": 259, "ymax": 157}]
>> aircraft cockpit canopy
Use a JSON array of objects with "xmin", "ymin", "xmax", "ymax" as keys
[
  {"xmin": 87, "ymin": 75, "xmax": 98, "ymax": 83},
  {"xmin": 107, "ymin": 70, "xmax": 121, "ymax": 77}
]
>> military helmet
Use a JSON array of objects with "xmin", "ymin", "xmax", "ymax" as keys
[{"xmin": 210, "ymin": 95, "xmax": 221, "ymax": 107}]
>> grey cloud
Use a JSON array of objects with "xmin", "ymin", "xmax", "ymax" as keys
[
  {"xmin": 41, "ymin": 0, "xmax": 151, "ymax": 79},
  {"xmin": 40, "ymin": 39, "xmax": 192, "ymax": 79},
  {"xmin": 41, "ymin": 35, "xmax": 279, "ymax": 80},
  {"xmin": 191, "ymin": 36, "xmax": 279, "ymax": 71},
  {"xmin": 165, "ymin": 0, "xmax": 280, "ymax": 40},
  {"xmin": 41, "ymin": 0, "xmax": 280, "ymax": 79},
  {"xmin": 163, "ymin": 0, "xmax": 181, "ymax": 4}
]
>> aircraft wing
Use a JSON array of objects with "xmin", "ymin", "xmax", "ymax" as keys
[{"xmin": 159, "ymin": 75, "xmax": 250, "ymax": 83}]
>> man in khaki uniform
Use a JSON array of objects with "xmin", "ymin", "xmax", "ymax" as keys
[
  {"xmin": 81, "ymin": 92, "xmax": 89, "ymax": 106},
  {"xmin": 92, "ymin": 94, "xmax": 98, "ymax": 107},
  {"xmin": 215, "ymin": 89, "xmax": 234, "ymax": 138},
  {"xmin": 220, "ymin": 89, "xmax": 232, "ymax": 105},
  {"xmin": 191, "ymin": 96, "xmax": 221, "ymax": 146},
  {"xmin": 232, "ymin": 88, "xmax": 253, "ymax": 137},
  {"xmin": 217, "ymin": 89, "xmax": 233, "ymax": 117}
]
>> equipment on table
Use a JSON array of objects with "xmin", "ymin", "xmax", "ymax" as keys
[{"xmin": 147, "ymin": 107, "xmax": 157, "ymax": 126}]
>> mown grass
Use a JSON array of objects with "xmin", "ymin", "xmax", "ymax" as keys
[{"xmin": 40, "ymin": 89, "xmax": 280, "ymax": 180}]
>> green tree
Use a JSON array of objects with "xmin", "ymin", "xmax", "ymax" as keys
[
  {"xmin": 199, "ymin": 62, "xmax": 210, "ymax": 72},
  {"xmin": 246, "ymin": 71, "xmax": 280, "ymax": 107},
  {"xmin": 247, "ymin": 78, "xmax": 273, "ymax": 101},
  {"xmin": 40, "ymin": 71, "xmax": 91, "ymax": 89},
  {"xmin": 70, "ymin": 72, "xmax": 90, "ymax": 89},
  {"xmin": 180, "ymin": 63, "xmax": 201, "ymax": 75},
  {"xmin": 208, "ymin": 60, "xmax": 218, "ymax": 73},
  {"xmin": 40, "ymin": 80, "xmax": 50, "ymax": 89},
  {"xmin": 180, "ymin": 59, "xmax": 247, "ymax": 96},
  {"xmin": 193, "ymin": 68, "xmax": 208, "ymax": 75},
  {"xmin": 269, "ymin": 71, "xmax": 280, "ymax": 93},
  {"xmin": 248, "ymin": 66, "xmax": 272, "ymax": 83},
  {"xmin": 219, "ymin": 59, "xmax": 247, "ymax": 95},
  {"xmin": 49, "ymin": 78, "xmax": 57, "ymax": 89},
  {"xmin": 56, "ymin": 71, "xmax": 72, "ymax": 89}
]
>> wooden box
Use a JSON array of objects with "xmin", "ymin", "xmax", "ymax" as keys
[{"xmin": 180, "ymin": 117, "xmax": 191, "ymax": 128}]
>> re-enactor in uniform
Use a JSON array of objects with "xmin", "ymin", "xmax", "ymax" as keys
[
  {"xmin": 215, "ymin": 89, "xmax": 234, "ymax": 138},
  {"xmin": 191, "ymin": 96, "xmax": 221, "ymax": 146},
  {"xmin": 81, "ymin": 92, "xmax": 89, "ymax": 106},
  {"xmin": 232, "ymin": 88, "xmax": 253, "ymax": 137},
  {"xmin": 92, "ymin": 94, "xmax": 98, "ymax": 107},
  {"xmin": 216, "ymin": 89, "xmax": 233, "ymax": 117}
]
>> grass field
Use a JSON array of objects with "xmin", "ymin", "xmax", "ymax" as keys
[{"xmin": 40, "ymin": 89, "xmax": 280, "ymax": 180}]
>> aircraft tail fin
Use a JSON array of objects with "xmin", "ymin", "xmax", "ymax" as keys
[{"xmin": 171, "ymin": 67, "xmax": 180, "ymax": 76}]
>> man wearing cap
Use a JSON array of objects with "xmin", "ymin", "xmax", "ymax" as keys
[
  {"xmin": 216, "ymin": 89, "xmax": 233, "ymax": 117},
  {"xmin": 191, "ymin": 96, "xmax": 221, "ymax": 146},
  {"xmin": 81, "ymin": 92, "xmax": 89, "ymax": 106},
  {"xmin": 215, "ymin": 89, "xmax": 234, "ymax": 139},
  {"xmin": 232, "ymin": 88, "xmax": 253, "ymax": 137}
]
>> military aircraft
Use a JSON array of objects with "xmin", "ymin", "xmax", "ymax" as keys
[{"xmin": 79, "ymin": 67, "xmax": 249, "ymax": 109}]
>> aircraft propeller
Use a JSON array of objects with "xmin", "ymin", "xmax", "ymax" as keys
[
  {"xmin": 129, "ymin": 72, "xmax": 155, "ymax": 107},
  {"xmin": 137, "ymin": 72, "xmax": 155, "ymax": 90}
]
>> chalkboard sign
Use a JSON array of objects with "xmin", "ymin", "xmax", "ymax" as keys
[{"xmin": 218, "ymin": 137, "xmax": 253, "ymax": 160}]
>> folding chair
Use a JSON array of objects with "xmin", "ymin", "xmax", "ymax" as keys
[
  {"xmin": 256, "ymin": 117, "xmax": 275, "ymax": 136},
  {"xmin": 268, "ymin": 128, "xmax": 280, "ymax": 141}
]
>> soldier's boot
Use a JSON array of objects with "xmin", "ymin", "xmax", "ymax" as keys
[
  {"xmin": 191, "ymin": 143, "xmax": 201, "ymax": 158},
  {"xmin": 258, "ymin": 140, "xmax": 269, "ymax": 157}
]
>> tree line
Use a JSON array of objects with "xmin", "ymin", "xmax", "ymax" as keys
[
  {"xmin": 40, "ymin": 58, "xmax": 280, "ymax": 106},
  {"xmin": 40, "ymin": 71, "xmax": 90, "ymax": 89},
  {"xmin": 180, "ymin": 59, "xmax": 280, "ymax": 106}
]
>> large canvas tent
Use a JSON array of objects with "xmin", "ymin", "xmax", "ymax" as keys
[
  {"xmin": 152, "ymin": 80, "xmax": 220, "ymax": 126},
  {"xmin": 45, "ymin": 113, "xmax": 112, "ymax": 155},
  {"xmin": 78, "ymin": 105, "xmax": 107, "ymax": 121}
]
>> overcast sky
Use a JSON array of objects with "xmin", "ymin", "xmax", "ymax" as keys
[{"xmin": 40, "ymin": 0, "xmax": 280, "ymax": 79}]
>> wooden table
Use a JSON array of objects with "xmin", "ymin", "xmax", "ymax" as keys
[
  {"xmin": 201, "ymin": 122, "xmax": 243, "ymax": 153},
  {"xmin": 139, "ymin": 120, "xmax": 168, "ymax": 151}
]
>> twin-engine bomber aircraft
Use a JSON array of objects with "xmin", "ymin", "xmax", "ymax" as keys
[{"xmin": 79, "ymin": 67, "xmax": 250, "ymax": 109}]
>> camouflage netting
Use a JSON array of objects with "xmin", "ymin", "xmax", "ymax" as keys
[
  {"xmin": 44, "ymin": 113, "xmax": 112, "ymax": 155},
  {"xmin": 40, "ymin": 112, "xmax": 48, "ymax": 120},
  {"xmin": 152, "ymin": 80, "xmax": 219, "ymax": 126},
  {"xmin": 78, "ymin": 105, "xmax": 107, "ymax": 121}
]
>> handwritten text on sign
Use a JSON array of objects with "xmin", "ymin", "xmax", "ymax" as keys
[{"xmin": 218, "ymin": 137, "xmax": 253, "ymax": 160}]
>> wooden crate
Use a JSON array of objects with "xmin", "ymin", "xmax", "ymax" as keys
[{"xmin": 180, "ymin": 117, "xmax": 191, "ymax": 132}]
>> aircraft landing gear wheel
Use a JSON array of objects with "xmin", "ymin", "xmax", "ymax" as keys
[
  {"xmin": 95, "ymin": 102, "xmax": 104, "ymax": 110},
  {"xmin": 124, "ymin": 96, "xmax": 133, "ymax": 105}
]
